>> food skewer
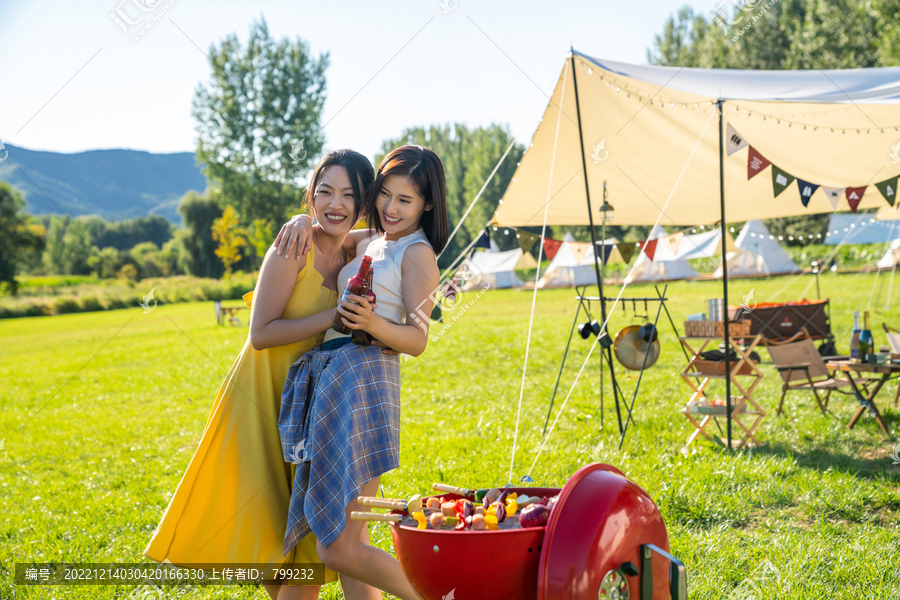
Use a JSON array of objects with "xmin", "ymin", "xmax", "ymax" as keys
[
  {"xmin": 350, "ymin": 511, "xmax": 402, "ymax": 522},
  {"xmin": 356, "ymin": 493, "xmax": 422, "ymax": 513},
  {"xmin": 432, "ymin": 483, "xmax": 473, "ymax": 498}
]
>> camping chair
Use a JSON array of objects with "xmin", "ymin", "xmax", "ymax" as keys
[
  {"xmin": 764, "ymin": 328, "xmax": 851, "ymax": 416},
  {"xmin": 881, "ymin": 323, "xmax": 900, "ymax": 406}
]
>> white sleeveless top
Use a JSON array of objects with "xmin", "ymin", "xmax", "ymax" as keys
[{"xmin": 323, "ymin": 228, "xmax": 434, "ymax": 342}]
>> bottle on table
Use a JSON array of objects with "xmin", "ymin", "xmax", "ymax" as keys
[
  {"xmin": 352, "ymin": 268, "xmax": 376, "ymax": 346},
  {"xmin": 333, "ymin": 255, "xmax": 372, "ymax": 335},
  {"xmin": 859, "ymin": 310, "xmax": 874, "ymax": 364},
  {"xmin": 849, "ymin": 310, "xmax": 861, "ymax": 364}
]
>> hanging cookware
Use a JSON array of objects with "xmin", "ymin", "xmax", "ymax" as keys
[
  {"xmin": 613, "ymin": 325, "xmax": 661, "ymax": 371},
  {"xmin": 639, "ymin": 323, "xmax": 658, "ymax": 343}
]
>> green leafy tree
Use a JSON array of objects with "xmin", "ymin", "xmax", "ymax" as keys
[
  {"xmin": 0, "ymin": 182, "xmax": 44, "ymax": 294},
  {"xmin": 193, "ymin": 16, "xmax": 328, "ymax": 225},
  {"xmin": 177, "ymin": 191, "xmax": 224, "ymax": 278},
  {"xmin": 41, "ymin": 216, "xmax": 93, "ymax": 275},
  {"xmin": 160, "ymin": 237, "xmax": 184, "ymax": 277},
  {"xmin": 376, "ymin": 124, "xmax": 524, "ymax": 268},
  {"xmin": 246, "ymin": 218, "xmax": 275, "ymax": 270},
  {"xmin": 87, "ymin": 247, "xmax": 123, "ymax": 279},
  {"xmin": 42, "ymin": 216, "xmax": 68, "ymax": 275}
]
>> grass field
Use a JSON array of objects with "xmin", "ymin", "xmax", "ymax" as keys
[{"xmin": 1, "ymin": 270, "xmax": 899, "ymax": 599}]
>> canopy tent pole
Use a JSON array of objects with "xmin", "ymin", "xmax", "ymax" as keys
[
  {"xmin": 570, "ymin": 51, "xmax": 623, "ymax": 433},
  {"xmin": 717, "ymin": 100, "xmax": 733, "ymax": 449}
]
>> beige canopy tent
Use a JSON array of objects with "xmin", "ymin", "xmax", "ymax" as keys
[
  {"xmin": 491, "ymin": 50, "xmax": 900, "ymax": 448},
  {"xmin": 493, "ymin": 52, "xmax": 900, "ymax": 228}
]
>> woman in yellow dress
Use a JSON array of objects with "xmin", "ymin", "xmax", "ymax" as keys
[{"xmin": 144, "ymin": 149, "xmax": 381, "ymax": 600}]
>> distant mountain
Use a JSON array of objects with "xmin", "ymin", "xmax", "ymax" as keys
[{"xmin": 0, "ymin": 144, "xmax": 208, "ymax": 225}]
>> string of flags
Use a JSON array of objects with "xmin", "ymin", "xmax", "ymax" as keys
[
  {"xmin": 728, "ymin": 123, "xmax": 897, "ymax": 212},
  {"xmin": 479, "ymin": 227, "xmax": 640, "ymax": 263}
]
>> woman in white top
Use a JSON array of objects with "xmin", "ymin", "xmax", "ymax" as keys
[{"xmin": 273, "ymin": 145, "xmax": 449, "ymax": 600}]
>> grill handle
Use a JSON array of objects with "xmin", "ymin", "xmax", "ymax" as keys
[{"xmin": 640, "ymin": 543, "xmax": 687, "ymax": 600}]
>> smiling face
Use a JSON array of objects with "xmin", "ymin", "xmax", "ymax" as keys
[
  {"xmin": 375, "ymin": 174, "xmax": 432, "ymax": 240},
  {"xmin": 310, "ymin": 165, "xmax": 360, "ymax": 236}
]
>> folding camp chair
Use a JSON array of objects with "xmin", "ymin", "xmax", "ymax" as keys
[
  {"xmin": 881, "ymin": 322, "xmax": 900, "ymax": 406},
  {"xmin": 764, "ymin": 328, "xmax": 851, "ymax": 416}
]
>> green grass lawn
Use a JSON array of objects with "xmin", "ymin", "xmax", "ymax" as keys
[{"xmin": 2, "ymin": 271, "xmax": 899, "ymax": 599}]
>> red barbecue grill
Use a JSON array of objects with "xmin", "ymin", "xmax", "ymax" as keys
[{"xmin": 388, "ymin": 463, "xmax": 686, "ymax": 600}]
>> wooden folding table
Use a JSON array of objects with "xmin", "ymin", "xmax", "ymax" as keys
[
  {"xmin": 679, "ymin": 333, "xmax": 765, "ymax": 449},
  {"xmin": 825, "ymin": 360, "xmax": 897, "ymax": 438}
]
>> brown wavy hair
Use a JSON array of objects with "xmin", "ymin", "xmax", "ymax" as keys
[{"xmin": 365, "ymin": 145, "xmax": 449, "ymax": 254}]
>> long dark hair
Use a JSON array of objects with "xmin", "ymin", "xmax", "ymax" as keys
[
  {"xmin": 302, "ymin": 149, "xmax": 374, "ymax": 224},
  {"xmin": 365, "ymin": 145, "xmax": 449, "ymax": 254}
]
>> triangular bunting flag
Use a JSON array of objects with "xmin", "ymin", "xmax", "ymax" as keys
[
  {"xmin": 726, "ymin": 124, "xmax": 749, "ymax": 156},
  {"xmin": 876, "ymin": 177, "xmax": 898, "ymax": 207},
  {"xmin": 569, "ymin": 242, "xmax": 590, "ymax": 264},
  {"xmin": 516, "ymin": 230, "xmax": 540, "ymax": 253},
  {"xmin": 822, "ymin": 187, "xmax": 843, "ymax": 210},
  {"xmin": 796, "ymin": 179, "xmax": 820, "ymax": 208},
  {"xmin": 771, "ymin": 165, "xmax": 796, "ymax": 197},
  {"xmin": 475, "ymin": 228, "xmax": 491, "ymax": 249},
  {"xmin": 845, "ymin": 186, "xmax": 867, "ymax": 212},
  {"xmin": 594, "ymin": 242, "xmax": 616, "ymax": 265},
  {"xmin": 617, "ymin": 243, "xmax": 635, "ymax": 263},
  {"xmin": 662, "ymin": 232, "xmax": 683, "ymax": 255},
  {"xmin": 747, "ymin": 146, "xmax": 771, "ymax": 180},
  {"xmin": 542, "ymin": 237, "xmax": 562, "ymax": 260},
  {"xmin": 639, "ymin": 239, "xmax": 658, "ymax": 261}
]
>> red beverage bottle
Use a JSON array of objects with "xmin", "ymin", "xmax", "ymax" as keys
[
  {"xmin": 352, "ymin": 268, "xmax": 376, "ymax": 345},
  {"xmin": 332, "ymin": 255, "xmax": 372, "ymax": 334}
]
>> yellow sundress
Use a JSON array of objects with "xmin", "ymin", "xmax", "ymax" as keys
[{"xmin": 144, "ymin": 243, "xmax": 341, "ymax": 585}]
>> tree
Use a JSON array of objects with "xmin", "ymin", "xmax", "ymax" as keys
[
  {"xmin": 193, "ymin": 16, "xmax": 328, "ymax": 225},
  {"xmin": 177, "ymin": 190, "xmax": 224, "ymax": 278},
  {"xmin": 376, "ymin": 124, "xmax": 524, "ymax": 268},
  {"xmin": 0, "ymin": 182, "xmax": 44, "ymax": 294},
  {"xmin": 41, "ymin": 216, "xmax": 92, "ymax": 275},
  {"xmin": 246, "ymin": 218, "xmax": 275, "ymax": 270},
  {"xmin": 211, "ymin": 206, "xmax": 248, "ymax": 278},
  {"xmin": 646, "ymin": 1, "xmax": 878, "ymax": 70},
  {"xmin": 87, "ymin": 247, "xmax": 123, "ymax": 279}
]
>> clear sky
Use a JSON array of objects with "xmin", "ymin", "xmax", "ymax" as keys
[{"xmin": 0, "ymin": 0, "xmax": 710, "ymax": 162}]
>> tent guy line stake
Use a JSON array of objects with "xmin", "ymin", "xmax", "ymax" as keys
[
  {"xmin": 527, "ymin": 108, "xmax": 716, "ymax": 478},
  {"xmin": 507, "ymin": 55, "xmax": 570, "ymax": 486}
]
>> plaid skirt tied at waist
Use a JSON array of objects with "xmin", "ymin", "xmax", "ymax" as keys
[{"xmin": 278, "ymin": 341, "xmax": 401, "ymax": 554}]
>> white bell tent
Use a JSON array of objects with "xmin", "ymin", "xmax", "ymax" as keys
[
  {"xmin": 714, "ymin": 220, "xmax": 800, "ymax": 277},
  {"xmin": 538, "ymin": 237, "xmax": 623, "ymax": 288},
  {"xmin": 458, "ymin": 247, "xmax": 535, "ymax": 290},
  {"xmin": 624, "ymin": 226, "xmax": 698, "ymax": 283},
  {"xmin": 877, "ymin": 239, "xmax": 900, "ymax": 269},
  {"xmin": 677, "ymin": 228, "xmax": 736, "ymax": 260}
]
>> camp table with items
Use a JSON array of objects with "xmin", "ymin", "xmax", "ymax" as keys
[
  {"xmin": 678, "ymin": 330, "xmax": 766, "ymax": 449},
  {"xmin": 825, "ymin": 360, "xmax": 897, "ymax": 438}
]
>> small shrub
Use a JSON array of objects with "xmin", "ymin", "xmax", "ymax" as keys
[
  {"xmin": 80, "ymin": 296, "xmax": 104, "ymax": 312},
  {"xmin": 54, "ymin": 297, "xmax": 81, "ymax": 314}
]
